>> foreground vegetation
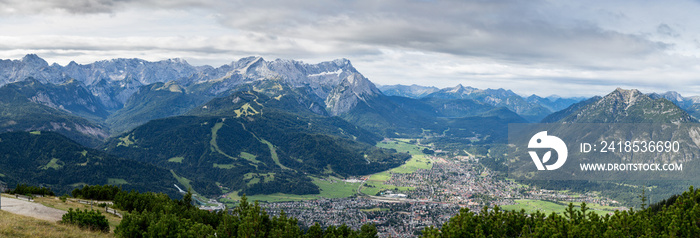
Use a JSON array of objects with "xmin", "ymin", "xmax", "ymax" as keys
[
  {"xmin": 7, "ymin": 183, "xmax": 55, "ymax": 196},
  {"xmin": 113, "ymin": 190, "xmax": 378, "ymax": 238},
  {"xmin": 61, "ymin": 208, "xmax": 110, "ymax": 233},
  {"xmin": 0, "ymin": 210, "xmax": 112, "ymax": 238},
  {"xmin": 500, "ymin": 199, "xmax": 618, "ymax": 216},
  {"xmin": 422, "ymin": 186, "xmax": 700, "ymax": 237}
]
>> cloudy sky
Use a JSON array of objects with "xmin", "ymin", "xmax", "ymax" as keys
[{"xmin": 2, "ymin": 0, "xmax": 700, "ymax": 97}]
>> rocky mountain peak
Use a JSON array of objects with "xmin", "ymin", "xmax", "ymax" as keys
[
  {"xmin": 561, "ymin": 88, "xmax": 696, "ymax": 123},
  {"xmin": 607, "ymin": 88, "xmax": 644, "ymax": 108},
  {"xmin": 332, "ymin": 58, "xmax": 351, "ymax": 67},
  {"xmin": 21, "ymin": 54, "xmax": 48, "ymax": 67}
]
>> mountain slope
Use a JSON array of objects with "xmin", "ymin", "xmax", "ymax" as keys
[
  {"xmin": 106, "ymin": 81, "xmax": 210, "ymax": 134},
  {"xmin": 0, "ymin": 131, "xmax": 180, "ymax": 197},
  {"xmin": 8, "ymin": 78, "xmax": 109, "ymax": 121},
  {"xmin": 540, "ymin": 96, "xmax": 602, "ymax": 123},
  {"xmin": 0, "ymin": 80, "xmax": 109, "ymax": 147},
  {"xmin": 526, "ymin": 95, "xmax": 584, "ymax": 112},
  {"xmin": 557, "ymin": 88, "xmax": 696, "ymax": 123},
  {"xmin": 649, "ymin": 91, "xmax": 700, "ymax": 120},
  {"xmin": 105, "ymin": 91, "xmax": 409, "ymax": 196}
]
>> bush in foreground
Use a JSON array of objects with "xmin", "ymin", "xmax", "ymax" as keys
[{"xmin": 61, "ymin": 208, "xmax": 110, "ymax": 233}]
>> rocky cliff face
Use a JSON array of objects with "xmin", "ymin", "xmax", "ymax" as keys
[
  {"xmin": 325, "ymin": 73, "xmax": 382, "ymax": 116},
  {"xmin": 0, "ymin": 54, "xmax": 384, "ymax": 120}
]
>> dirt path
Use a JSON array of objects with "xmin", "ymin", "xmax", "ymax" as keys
[{"xmin": 0, "ymin": 196, "xmax": 66, "ymax": 222}]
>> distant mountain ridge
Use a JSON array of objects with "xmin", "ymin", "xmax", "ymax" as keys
[
  {"xmin": 380, "ymin": 83, "xmax": 586, "ymax": 122},
  {"xmin": 423, "ymin": 84, "xmax": 553, "ymax": 122},
  {"xmin": 648, "ymin": 91, "xmax": 700, "ymax": 120},
  {"xmin": 0, "ymin": 55, "xmax": 373, "ymax": 111},
  {"xmin": 0, "ymin": 55, "xmax": 382, "ymax": 137},
  {"xmin": 0, "ymin": 54, "xmax": 569, "ymax": 140},
  {"xmin": 378, "ymin": 84, "xmax": 439, "ymax": 98},
  {"xmin": 547, "ymin": 88, "xmax": 696, "ymax": 123}
]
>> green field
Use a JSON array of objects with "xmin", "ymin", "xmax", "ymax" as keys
[
  {"xmin": 361, "ymin": 208, "xmax": 389, "ymax": 212},
  {"xmin": 213, "ymin": 163, "xmax": 236, "ymax": 169},
  {"xmin": 40, "ymin": 158, "xmax": 63, "ymax": 170},
  {"xmin": 376, "ymin": 140, "xmax": 426, "ymax": 154},
  {"xmin": 222, "ymin": 176, "xmax": 360, "ymax": 204},
  {"xmin": 223, "ymin": 139, "xmax": 429, "ymax": 202},
  {"xmin": 108, "ymin": 178, "xmax": 129, "ymax": 185},
  {"xmin": 260, "ymin": 139, "xmax": 290, "ymax": 170},
  {"xmin": 171, "ymin": 170, "xmax": 196, "ymax": 193},
  {"xmin": 500, "ymin": 199, "xmax": 619, "ymax": 216},
  {"xmin": 168, "ymin": 156, "xmax": 184, "ymax": 163},
  {"xmin": 390, "ymin": 155, "xmax": 432, "ymax": 173},
  {"xmin": 360, "ymin": 139, "xmax": 431, "ymax": 195}
]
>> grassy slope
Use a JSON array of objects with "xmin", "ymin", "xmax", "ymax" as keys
[
  {"xmin": 500, "ymin": 199, "xmax": 620, "ymax": 216},
  {"xmin": 0, "ymin": 210, "xmax": 112, "ymax": 238},
  {"xmin": 0, "ymin": 194, "xmax": 118, "ymax": 238},
  {"xmin": 223, "ymin": 176, "xmax": 360, "ymax": 204},
  {"xmin": 29, "ymin": 195, "xmax": 123, "ymax": 232}
]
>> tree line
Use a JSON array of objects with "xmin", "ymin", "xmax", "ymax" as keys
[
  {"xmin": 6, "ymin": 184, "xmax": 54, "ymax": 196},
  {"xmin": 113, "ymin": 189, "xmax": 378, "ymax": 238},
  {"xmin": 71, "ymin": 184, "xmax": 121, "ymax": 200},
  {"xmin": 422, "ymin": 186, "xmax": 700, "ymax": 237}
]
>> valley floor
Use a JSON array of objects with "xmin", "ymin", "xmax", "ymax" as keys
[{"xmin": 243, "ymin": 139, "xmax": 625, "ymax": 237}]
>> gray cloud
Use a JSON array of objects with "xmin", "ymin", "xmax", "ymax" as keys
[
  {"xmin": 657, "ymin": 23, "xmax": 679, "ymax": 37},
  {"xmin": 205, "ymin": 0, "xmax": 668, "ymax": 69},
  {"xmin": 0, "ymin": 0, "xmax": 209, "ymax": 14},
  {"xmin": 2, "ymin": 0, "xmax": 700, "ymax": 97}
]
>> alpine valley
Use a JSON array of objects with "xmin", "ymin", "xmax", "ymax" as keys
[{"xmin": 4, "ymin": 54, "xmax": 700, "ymax": 206}]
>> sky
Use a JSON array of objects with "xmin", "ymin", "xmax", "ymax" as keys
[{"xmin": 2, "ymin": 0, "xmax": 700, "ymax": 97}]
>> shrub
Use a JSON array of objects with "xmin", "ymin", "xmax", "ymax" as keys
[{"xmin": 61, "ymin": 208, "xmax": 109, "ymax": 233}]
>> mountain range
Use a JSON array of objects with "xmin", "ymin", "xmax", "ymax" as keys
[
  {"xmin": 0, "ymin": 55, "xmax": 586, "ymax": 144},
  {"xmin": 379, "ymin": 84, "xmax": 584, "ymax": 122},
  {"xmin": 4, "ymin": 54, "xmax": 700, "ymax": 199}
]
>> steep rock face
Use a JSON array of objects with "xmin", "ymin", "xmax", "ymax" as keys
[
  {"xmin": 0, "ymin": 55, "xmax": 389, "ymax": 137},
  {"xmin": 0, "ymin": 55, "xmax": 381, "ymax": 117},
  {"xmin": 190, "ymin": 57, "xmax": 361, "ymax": 100},
  {"xmin": 0, "ymin": 54, "xmax": 64, "ymax": 85},
  {"xmin": 62, "ymin": 58, "xmax": 198, "ymax": 86},
  {"xmin": 63, "ymin": 58, "xmax": 198, "ymax": 109},
  {"xmin": 325, "ymin": 73, "xmax": 381, "ymax": 116}
]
